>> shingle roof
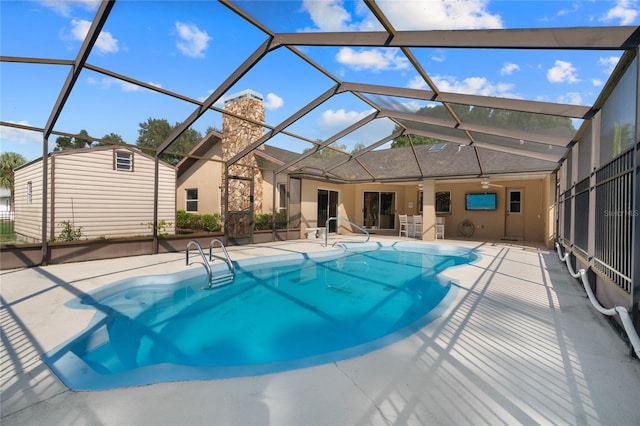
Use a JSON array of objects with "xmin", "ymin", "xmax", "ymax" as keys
[{"xmin": 285, "ymin": 142, "xmax": 556, "ymax": 182}]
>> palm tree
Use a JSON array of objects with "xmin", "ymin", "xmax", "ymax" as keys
[{"xmin": 0, "ymin": 152, "xmax": 27, "ymax": 210}]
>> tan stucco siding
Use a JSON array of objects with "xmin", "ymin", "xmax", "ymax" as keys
[
  {"xmin": 300, "ymin": 180, "xmax": 351, "ymax": 229},
  {"xmin": 14, "ymin": 160, "xmax": 48, "ymax": 241},
  {"xmin": 176, "ymin": 145, "xmax": 222, "ymax": 214},
  {"xmin": 543, "ymin": 174, "xmax": 556, "ymax": 249},
  {"xmin": 434, "ymin": 178, "xmax": 548, "ymax": 242},
  {"xmin": 293, "ymin": 176, "xmax": 552, "ymax": 243}
]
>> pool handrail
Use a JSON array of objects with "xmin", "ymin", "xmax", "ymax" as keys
[
  {"xmin": 186, "ymin": 240, "xmax": 212, "ymax": 286},
  {"xmin": 324, "ymin": 216, "xmax": 370, "ymax": 247},
  {"xmin": 209, "ymin": 238, "xmax": 235, "ymax": 275}
]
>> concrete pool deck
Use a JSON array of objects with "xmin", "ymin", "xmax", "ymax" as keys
[{"xmin": 2, "ymin": 236, "xmax": 639, "ymax": 425}]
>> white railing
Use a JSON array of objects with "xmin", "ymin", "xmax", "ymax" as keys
[
  {"xmin": 323, "ymin": 217, "xmax": 370, "ymax": 247},
  {"xmin": 186, "ymin": 240, "xmax": 212, "ymax": 287},
  {"xmin": 555, "ymin": 242, "xmax": 639, "ymax": 359}
]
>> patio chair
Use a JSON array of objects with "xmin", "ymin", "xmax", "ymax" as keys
[
  {"xmin": 399, "ymin": 214, "xmax": 409, "ymax": 237},
  {"xmin": 412, "ymin": 215, "xmax": 423, "ymax": 238}
]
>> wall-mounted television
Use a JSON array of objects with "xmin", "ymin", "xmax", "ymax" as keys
[{"xmin": 465, "ymin": 193, "xmax": 497, "ymax": 210}]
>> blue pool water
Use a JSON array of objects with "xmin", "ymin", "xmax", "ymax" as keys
[{"xmin": 44, "ymin": 242, "xmax": 477, "ymax": 390}]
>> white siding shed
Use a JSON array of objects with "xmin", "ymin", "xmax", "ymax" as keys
[{"xmin": 13, "ymin": 146, "xmax": 176, "ymax": 242}]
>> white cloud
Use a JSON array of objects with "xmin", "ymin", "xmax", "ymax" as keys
[
  {"xmin": 500, "ymin": 63, "xmax": 520, "ymax": 76},
  {"xmin": 547, "ymin": 60, "xmax": 579, "ymax": 83},
  {"xmin": 408, "ymin": 75, "xmax": 428, "ymax": 90},
  {"xmin": 86, "ymin": 76, "xmax": 160, "ymax": 92},
  {"xmin": 39, "ymin": 0, "xmax": 100, "ymax": 17},
  {"xmin": 175, "ymin": 22, "xmax": 211, "ymax": 58},
  {"xmin": 416, "ymin": 75, "xmax": 517, "ymax": 97},
  {"xmin": 376, "ymin": 0, "xmax": 504, "ymax": 30},
  {"xmin": 598, "ymin": 56, "xmax": 620, "ymax": 74},
  {"xmin": 592, "ymin": 78, "xmax": 603, "ymax": 86},
  {"xmin": 301, "ymin": 0, "xmax": 354, "ymax": 31},
  {"xmin": 601, "ymin": 0, "xmax": 639, "ymax": 25},
  {"xmin": 317, "ymin": 109, "xmax": 373, "ymax": 135},
  {"xmin": 430, "ymin": 50, "xmax": 446, "ymax": 63},
  {"xmin": 557, "ymin": 3, "xmax": 580, "ymax": 17},
  {"xmin": 557, "ymin": 92, "xmax": 583, "ymax": 105},
  {"xmin": 336, "ymin": 47, "xmax": 409, "ymax": 71},
  {"xmin": 301, "ymin": 0, "xmax": 503, "ymax": 32},
  {"xmin": 398, "ymin": 100, "xmax": 422, "ymax": 113},
  {"xmin": 0, "ymin": 121, "xmax": 42, "ymax": 145},
  {"xmin": 70, "ymin": 19, "xmax": 119, "ymax": 54},
  {"xmin": 264, "ymin": 93, "xmax": 284, "ymax": 110}
]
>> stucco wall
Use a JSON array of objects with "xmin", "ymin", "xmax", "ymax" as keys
[
  {"xmin": 434, "ymin": 177, "xmax": 550, "ymax": 244},
  {"xmin": 294, "ymin": 175, "xmax": 553, "ymax": 246},
  {"xmin": 300, "ymin": 180, "xmax": 354, "ymax": 231},
  {"xmin": 176, "ymin": 144, "xmax": 223, "ymax": 214}
]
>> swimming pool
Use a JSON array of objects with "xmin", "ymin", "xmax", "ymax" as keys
[{"xmin": 44, "ymin": 241, "xmax": 477, "ymax": 390}]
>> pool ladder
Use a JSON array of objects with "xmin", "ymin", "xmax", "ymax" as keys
[{"xmin": 186, "ymin": 238, "xmax": 235, "ymax": 288}]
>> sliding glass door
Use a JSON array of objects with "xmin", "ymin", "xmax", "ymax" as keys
[
  {"xmin": 363, "ymin": 191, "xmax": 395, "ymax": 230},
  {"xmin": 317, "ymin": 189, "xmax": 338, "ymax": 232}
]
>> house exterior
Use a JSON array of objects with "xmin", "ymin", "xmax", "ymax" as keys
[
  {"xmin": 0, "ymin": 187, "xmax": 11, "ymax": 217},
  {"xmin": 13, "ymin": 146, "xmax": 176, "ymax": 242},
  {"xmin": 176, "ymin": 90, "xmax": 557, "ymax": 248},
  {"xmin": 176, "ymin": 131, "xmax": 224, "ymax": 214},
  {"xmin": 180, "ymin": 139, "xmax": 556, "ymax": 247}
]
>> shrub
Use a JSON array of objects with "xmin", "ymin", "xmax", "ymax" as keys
[
  {"xmin": 50, "ymin": 220, "xmax": 82, "ymax": 242},
  {"xmin": 177, "ymin": 210, "xmax": 221, "ymax": 232},
  {"xmin": 275, "ymin": 211, "xmax": 287, "ymax": 229},
  {"xmin": 254, "ymin": 212, "xmax": 288, "ymax": 230},
  {"xmin": 141, "ymin": 219, "xmax": 173, "ymax": 236},
  {"xmin": 201, "ymin": 214, "xmax": 222, "ymax": 232},
  {"xmin": 254, "ymin": 212, "xmax": 272, "ymax": 231}
]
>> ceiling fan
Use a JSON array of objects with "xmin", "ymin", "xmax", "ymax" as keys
[{"xmin": 480, "ymin": 179, "xmax": 504, "ymax": 189}]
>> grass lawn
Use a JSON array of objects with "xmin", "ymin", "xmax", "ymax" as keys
[{"xmin": 0, "ymin": 220, "xmax": 16, "ymax": 241}]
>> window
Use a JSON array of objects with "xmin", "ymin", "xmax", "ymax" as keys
[
  {"xmin": 418, "ymin": 191, "xmax": 423, "ymax": 213},
  {"xmin": 436, "ymin": 191, "xmax": 451, "ymax": 214},
  {"xmin": 115, "ymin": 151, "xmax": 133, "ymax": 171},
  {"xmin": 277, "ymin": 183, "xmax": 287, "ymax": 212},
  {"xmin": 508, "ymin": 190, "xmax": 522, "ymax": 213},
  {"xmin": 186, "ymin": 189, "xmax": 198, "ymax": 212},
  {"xmin": 27, "ymin": 181, "xmax": 32, "ymax": 204}
]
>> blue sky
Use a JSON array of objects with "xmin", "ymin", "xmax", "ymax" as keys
[{"xmin": 1, "ymin": 0, "xmax": 639, "ymax": 162}]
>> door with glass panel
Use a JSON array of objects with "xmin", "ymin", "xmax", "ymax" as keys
[
  {"xmin": 363, "ymin": 191, "xmax": 396, "ymax": 230},
  {"xmin": 505, "ymin": 189, "xmax": 524, "ymax": 240},
  {"xmin": 317, "ymin": 189, "xmax": 338, "ymax": 232}
]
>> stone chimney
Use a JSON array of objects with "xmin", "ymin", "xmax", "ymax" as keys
[{"xmin": 221, "ymin": 89, "xmax": 265, "ymax": 217}]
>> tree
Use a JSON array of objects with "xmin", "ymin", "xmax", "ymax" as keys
[
  {"xmin": 351, "ymin": 143, "xmax": 366, "ymax": 153},
  {"xmin": 53, "ymin": 129, "xmax": 93, "ymax": 151},
  {"xmin": 205, "ymin": 125, "xmax": 222, "ymax": 134},
  {"xmin": 390, "ymin": 129, "xmax": 439, "ymax": 148},
  {"xmin": 136, "ymin": 118, "xmax": 202, "ymax": 165},
  {"xmin": 390, "ymin": 103, "xmax": 576, "ymax": 148},
  {"xmin": 98, "ymin": 132, "xmax": 126, "ymax": 146},
  {"xmin": 0, "ymin": 152, "xmax": 27, "ymax": 210},
  {"xmin": 303, "ymin": 141, "xmax": 347, "ymax": 159}
]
